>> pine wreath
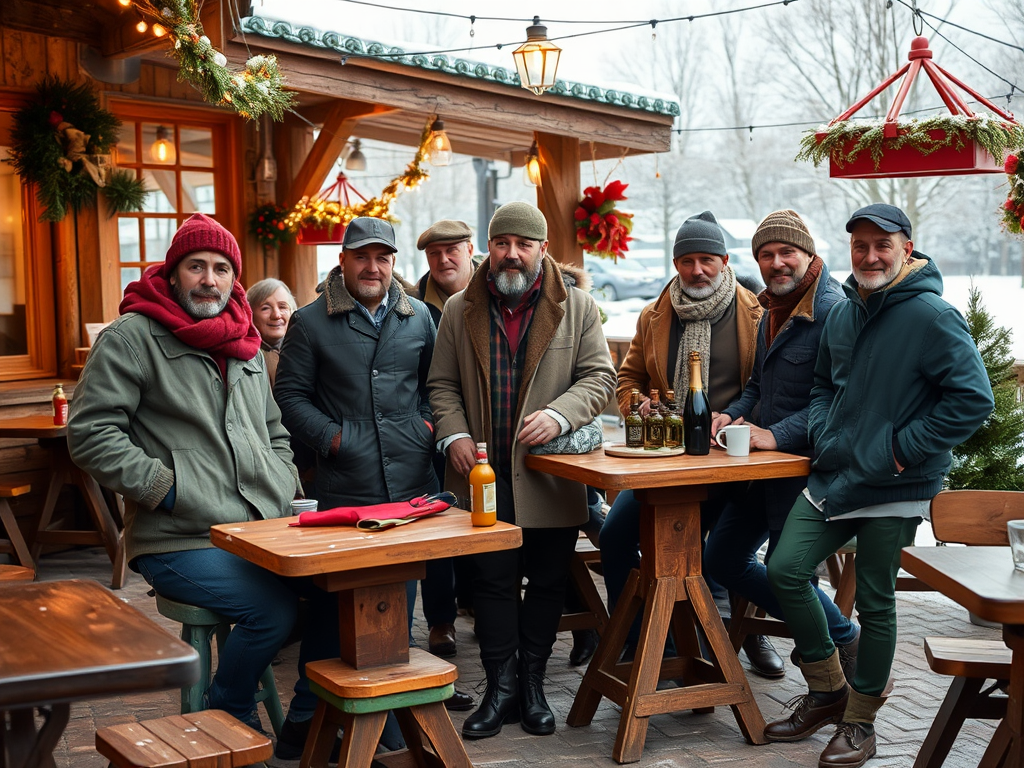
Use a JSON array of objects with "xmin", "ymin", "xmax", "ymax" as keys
[{"xmin": 9, "ymin": 77, "xmax": 122, "ymax": 223}]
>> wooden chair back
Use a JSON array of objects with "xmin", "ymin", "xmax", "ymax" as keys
[{"xmin": 929, "ymin": 489, "xmax": 1023, "ymax": 546}]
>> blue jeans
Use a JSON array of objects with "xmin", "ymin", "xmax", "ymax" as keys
[
  {"xmin": 704, "ymin": 483, "xmax": 858, "ymax": 647},
  {"xmin": 599, "ymin": 489, "xmax": 731, "ymax": 648},
  {"xmin": 135, "ymin": 548, "xmax": 339, "ymax": 723}
]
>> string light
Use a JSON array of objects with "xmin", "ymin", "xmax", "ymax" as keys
[
  {"xmin": 152, "ymin": 23, "xmax": 167, "ymax": 37},
  {"xmin": 426, "ymin": 117, "xmax": 452, "ymax": 166},
  {"xmin": 135, "ymin": 19, "xmax": 148, "ymax": 33}
]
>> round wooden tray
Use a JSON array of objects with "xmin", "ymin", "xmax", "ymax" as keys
[{"xmin": 604, "ymin": 442, "xmax": 685, "ymax": 458}]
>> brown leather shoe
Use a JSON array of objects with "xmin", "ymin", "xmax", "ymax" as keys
[
  {"xmin": 764, "ymin": 688, "xmax": 849, "ymax": 742},
  {"xmin": 818, "ymin": 722, "xmax": 876, "ymax": 767},
  {"xmin": 428, "ymin": 623, "xmax": 457, "ymax": 658}
]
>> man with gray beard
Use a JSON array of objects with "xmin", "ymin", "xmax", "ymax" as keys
[{"xmin": 428, "ymin": 202, "xmax": 615, "ymax": 740}]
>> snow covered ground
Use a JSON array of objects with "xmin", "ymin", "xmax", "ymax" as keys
[{"xmin": 600, "ymin": 274, "xmax": 1024, "ymax": 360}]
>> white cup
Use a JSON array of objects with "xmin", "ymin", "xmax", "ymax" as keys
[
  {"xmin": 715, "ymin": 424, "xmax": 751, "ymax": 457},
  {"xmin": 290, "ymin": 498, "xmax": 318, "ymax": 515},
  {"xmin": 1008, "ymin": 520, "xmax": 1024, "ymax": 572}
]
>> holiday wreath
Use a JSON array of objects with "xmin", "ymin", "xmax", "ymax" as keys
[
  {"xmin": 1003, "ymin": 153, "xmax": 1024, "ymax": 236},
  {"xmin": 574, "ymin": 180, "xmax": 634, "ymax": 260}
]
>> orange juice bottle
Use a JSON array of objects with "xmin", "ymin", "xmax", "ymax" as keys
[{"xmin": 469, "ymin": 442, "xmax": 497, "ymax": 527}]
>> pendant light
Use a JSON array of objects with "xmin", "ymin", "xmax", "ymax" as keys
[
  {"xmin": 523, "ymin": 140, "xmax": 542, "ymax": 186},
  {"xmin": 344, "ymin": 139, "xmax": 367, "ymax": 171},
  {"xmin": 427, "ymin": 117, "xmax": 452, "ymax": 167},
  {"xmin": 512, "ymin": 17, "xmax": 562, "ymax": 96},
  {"xmin": 149, "ymin": 125, "xmax": 176, "ymax": 164}
]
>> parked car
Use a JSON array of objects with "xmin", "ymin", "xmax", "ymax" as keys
[{"xmin": 584, "ymin": 256, "xmax": 663, "ymax": 302}]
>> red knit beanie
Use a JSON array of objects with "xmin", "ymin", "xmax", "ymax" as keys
[{"xmin": 162, "ymin": 213, "xmax": 242, "ymax": 278}]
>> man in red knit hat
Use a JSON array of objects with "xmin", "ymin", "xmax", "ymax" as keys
[{"xmin": 69, "ymin": 213, "xmax": 338, "ymax": 740}]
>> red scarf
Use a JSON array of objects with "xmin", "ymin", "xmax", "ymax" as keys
[{"xmin": 119, "ymin": 264, "xmax": 261, "ymax": 379}]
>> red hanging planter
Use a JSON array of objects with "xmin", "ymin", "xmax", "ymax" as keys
[
  {"xmin": 294, "ymin": 173, "xmax": 369, "ymax": 245},
  {"xmin": 802, "ymin": 37, "xmax": 1020, "ymax": 179}
]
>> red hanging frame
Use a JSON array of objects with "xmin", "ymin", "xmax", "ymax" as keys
[
  {"xmin": 295, "ymin": 173, "xmax": 368, "ymax": 244},
  {"xmin": 818, "ymin": 36, "xmax": 1018, "ymax": 179}
]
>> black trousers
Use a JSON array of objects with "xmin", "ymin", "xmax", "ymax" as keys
[{"xmin": 470, "ymin": 470, "xmax": 579, "ymax": 663}]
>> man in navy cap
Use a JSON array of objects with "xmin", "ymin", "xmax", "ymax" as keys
[{"xmin": 762, "ymin": 203, "xmax": 993, "ymax": 767}]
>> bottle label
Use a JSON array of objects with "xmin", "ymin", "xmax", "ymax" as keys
[
  {"xmin": 472, "ymin": 482, "xmax": 497, "ymax": 514},
  {"xmin": 53, "ymin": 400, "xmax": 68, "ymax": 426},
  {"xmin": 626, "ymin": 424, "xmax": 644, "ymax": 447},
  {"xmin": 647, "ymin": 423, "xmax": 664, "ymax": 444}
]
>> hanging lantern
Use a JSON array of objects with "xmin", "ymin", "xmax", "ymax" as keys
[
  {"xmin": 295, "ymin": 173, "xmax": 368, "ymax": 245},
  {"xmin": 149, "ymin": 125, "xmax": 176, "ymax": 164},
  {"xmin": 512, "ymin": 17, "xmax": 561, "ymax": 96},
  {"xmin": 806, "ymin": 37, "xmax": 1019, "ymax": 179},
  {"xmin": 344, "ymin": 139, "xmax": 367, "ymax": 171},
  {"xmin": 523, "ymin": 140, "xmax": 542, "ymax": 187},
  {"xmin": 426, "ymin": 118, "xmax": 452, "ymax": 167}
]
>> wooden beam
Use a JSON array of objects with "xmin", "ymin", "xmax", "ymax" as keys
[
  {"xmin": 535, "ymin": 132, "xmax": 582, "ymax": 268},
  {"xmin": 273, "ymin": 113, "xmax": 318, "ymax": 307},
  {"xmin": 286, "ymin": 100, "xmax": 393, "ymax": 206},
  {"xmin": 225, "ymin": 43, "xmax": 672, "ymax": 154},
  {"xmin": 0, "ymin": 0, "xmax": 109, "ymax": 45},
  {"xmin": 351, "ymin": 122, "xmax": 526, "ymax": 166}
]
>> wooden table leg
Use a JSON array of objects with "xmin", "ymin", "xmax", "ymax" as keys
[
  {"xmin": 1000, "ymin": 625, "xmax": 1024, "ymax": 768},
  {"xmin": 566, "ymin": 485, "xmax": 765, "ymax": 764},
  {"xmin": 28, "ymin": 459, "xmax": 68, "ymax": 565},
  {"xmin": 1, "ymin": 704, "xmax": 70, "ymax": 768}
]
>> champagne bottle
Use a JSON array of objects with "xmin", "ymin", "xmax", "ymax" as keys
[
  {"xmin": 684, "ymin": 352, "xmax": 711, "ymax": 455},
  {"xmin": 644, "ymin": 389, "xmax": 665, "ymax": 450},
  {"xmin": 469, "ymin": 442, "xmax": 497, "ymax": 527},
  {"xmin": 625, "ymin": 388, "xmax": 644, "ymax": 448},
  {"xmin": 664, "ymin": 389, "xmax": 684, "ymax": 449}
]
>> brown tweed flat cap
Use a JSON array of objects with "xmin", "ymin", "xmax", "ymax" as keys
[{"xmin": 417, "ymin": 220, "xmax": 473, "ymax": 250}]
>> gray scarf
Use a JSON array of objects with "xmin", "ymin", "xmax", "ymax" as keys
[{"xmin": 668, "ymin": 266, "xmax": 736, "ymax": 396}]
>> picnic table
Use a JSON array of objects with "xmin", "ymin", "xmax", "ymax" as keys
[
  {"xmin": 0, "ymin": 579, "xmax": 199, "ymax": 768},
  {"xmin": 526, "ymin": 448, "xmax": 811, "ymax": 764}
]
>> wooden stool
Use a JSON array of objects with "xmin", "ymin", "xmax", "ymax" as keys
[
  {"xmin": 304, "ymin": 647, "xmax": 469, "ymax": 768},
  {"xmin": 0, "ymin": 564, "xmax": 35, "ymax": 581},
  {"xmin": 155, "ymin": 594, "xmax": 285, "ymax": 737},
  {"xmin": 96, "ymin": 709, "xmax": 272, "ymax": 767},
  {"xmin": 558, "ymin": 536, "xmax": 609, "ymax": 636},
  {"xmin": 0, "ymin": 483, "xmax": 35, "ymax": 574},
  {"xmin": 912, "ymin": 636, "xmax": 1011, "ymax": 768}
]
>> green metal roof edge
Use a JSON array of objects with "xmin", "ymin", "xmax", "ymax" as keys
[{"xmin": 240, "ymin": 16, "xmax": 681, "ymax": 118}]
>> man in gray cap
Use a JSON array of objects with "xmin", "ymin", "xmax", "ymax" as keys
[
  {"xmin": 273, "ymin": 216, "xmax": 440, "ymax": 761},
  {"xmin": 602, "ymin": 210, "xmax": 785, "ymax": 677},
  {"xmin": 414, "ymin": 219, "xmax": 478, "ymax": 327},
  {"xmin": 763, "ymin": 203, "xmax": 993, "ymax": 767},
  {"xmin": 428, "ymin": 201, "xmax": 615, "ymax": 740}
]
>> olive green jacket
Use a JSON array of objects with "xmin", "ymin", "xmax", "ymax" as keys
[{"xmin": 68, "ymin": 313, "xmax": 299, "ymax": 562}]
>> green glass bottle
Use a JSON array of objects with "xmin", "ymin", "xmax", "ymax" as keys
[
  {"xmin": 625, "ymin": 388, "xmax": 644, "ymax": 449},
  {"xmin": 644, "ymin": 389, "xmax": 665, "ymax": 450},
  {"xmin": 664, "ymin": 389, "xmax": 684, "ymax": 449}
]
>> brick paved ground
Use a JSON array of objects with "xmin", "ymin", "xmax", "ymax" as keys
[{"xmin": 36, "ymin": 544, "xmax": 1000, "ymax": 768}]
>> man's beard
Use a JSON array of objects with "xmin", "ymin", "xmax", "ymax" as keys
[
  {"xmin": 680, "ymin": 270, "xmax": 724, "ymax": 300},
  {"xmin": 173, "ymin": 283, "xmax": 231, "ymax": 319},
  {"xmin": 351, "ymin": 278, "xmax": 387, "ymax": 302},
  {"xmin": 854, "ymin": 260, "xmax": 903, "ymax": 291},
  {"xmin": 494, "ymin": 258, "xmax": 542, "ymax": 300},
  {"xmin": 766, "ymin": 266, "xmax": 807, "ymax": 296}
]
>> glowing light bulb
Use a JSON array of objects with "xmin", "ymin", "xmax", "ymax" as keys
[
  {"xmin": 118, "ymin": 0, "xmax": 131, "ymax": 6},
  {"xmin": 153, "ymin": 24, "xmax": 166, "ymax": 36},
  {"xmin": 523, "ymin": 141, "xmax": 542, "ymax": 186},
  {"xmin": 149, "ymin": 126, "xmax": 176, "ymax": 164},
  {"xmin": 136, "ymin": 20, "xmax": 148, "ymax": 33},
  {"xmin": 426, "ymin": 117, "xmax": 452, "ymax": 167}
]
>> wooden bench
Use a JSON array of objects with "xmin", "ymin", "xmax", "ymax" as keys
[
  {"xmin": 0, "ymin": 483, "xmax": 35, "ymax": 575},
  {"xmin": 913, "ymin": 637, "xmax": 1011, "ymax": 768},
  {"xmin": 96, "ymin": 709, "xmax": 272, "ymax": 768}
]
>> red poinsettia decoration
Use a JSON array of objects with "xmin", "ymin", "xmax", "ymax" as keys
[
  {"xmin": 1003, "ymin": 153, "xmax": 1024, "ymax": 236},
  {"xmin": 574, "ymin": 180, "xmax": 634, "ymax": 260}
]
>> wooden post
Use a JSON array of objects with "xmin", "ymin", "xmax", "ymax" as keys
[
  {"xmin": 52, "ymin": 216, "xmax": 80, "ymax": 378},
  {"xmin": 535, "ymin": 132, "xmax": 583, "ymax": 268},
  {"xmin": 274, "ymin": 114, "xmax": 316, "ymax": 306}
]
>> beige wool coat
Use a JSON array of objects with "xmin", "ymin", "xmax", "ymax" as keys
[{"xmin": 428, "ymin": 256, "xmax": 616, "ymax": 529}]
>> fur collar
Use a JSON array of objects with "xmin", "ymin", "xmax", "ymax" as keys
[{"xmin": 319, "ymin": 265, "xmax": 415, "ymax": 318}]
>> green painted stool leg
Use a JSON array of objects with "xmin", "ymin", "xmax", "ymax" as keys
[
  {"xmin": 181, "ymin": 622, "xmax": 218, "ymax": 714},
  {"xmin": 257, "ymin": 665, "xmax": 285, "ymax": 737}
]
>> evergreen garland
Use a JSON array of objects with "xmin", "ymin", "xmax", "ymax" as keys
[
  {"xmin": 797, "ymin": 114, "xmax": 1024, "ymax": 171},
  {"xmin": 9, "ymin": 77, "xmax": 122, "ymax": 222},
  {"xmin": 101, "ymin": 170, "xmax": 148, "ymax": 217},
  {"xmin": 136, "ymin": 0, "xmax": 294, "ymax": 121},
  {"xmin": 947, "ymin": 286, "xmax": 1024, "ymax": 491}
]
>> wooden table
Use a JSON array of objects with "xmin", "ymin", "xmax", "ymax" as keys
[
  {"xmin": 0, "ymin": 579, "xmax": 199, "ymax": 768},
  {"xmin": 526, "ymin": 449, "xmax": 811, "ymax": 764},
  {"xmin": 902, "ymin": 546, "xmax": 1024, "ymax": 768},
  {"xmin": 0, "ymin": 415, "xmax": 126, "ymax": 588},
  {"xmin": 212, "ymin": 511, "xmax": 521, "ymax": 768}
]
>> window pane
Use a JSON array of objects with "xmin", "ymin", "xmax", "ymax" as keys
[
  {"xmin": 121, "ymin": 267, "xmax": 141, "ymax": 293},
  {"xmin": 179, "ymin": 127, "xmax": 213, "ymax": 167},
  {"xmin": 118, "ymin": 218, "xmax": 141, "ymax": 262},
  {"xmin": 141, "ymin": 168, "xmax": 177, "ymax": 212},
  {"xmin": 116, "ymin": 121, "xmax": 137, "ymax": 165},
  {"xmin": 144, "ymin": 218, "xmax": 176, "ymax": 261},
  {"xmin": 0, "ymin": 148, "xmax": 28, "ymax": 356},
  {"xmin": 182, "ymin": 171, "xmax": 215, "ymax": 214},
  {"xmin": 142, "ymin": 122, "xmax": 176, "ymax": 165}
]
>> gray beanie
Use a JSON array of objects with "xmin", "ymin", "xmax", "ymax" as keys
[
  {"xmin": 673, "ymin": 210, "xmax": 727, "ymax": 259},
  {"xmin": 488, "ymin": 201, "xmax": 548, "ymax": 241}
]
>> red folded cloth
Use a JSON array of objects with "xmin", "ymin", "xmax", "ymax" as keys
[{"xmin": 289, "ymin": 492, "xmax": 457, "ymax": 531}]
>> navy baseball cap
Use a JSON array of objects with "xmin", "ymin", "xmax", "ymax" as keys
[
  {"xmin": 343, "ymin": 217, "xmax": 397, "ymax": 253},
  {"xmin": 845, "ymin": 203, "xmax": 912, "ymax": 240}
]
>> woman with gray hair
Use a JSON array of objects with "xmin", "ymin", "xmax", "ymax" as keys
[{"xmin": 246, "ymin": 277, "xmax": 297, "ymax": 387}]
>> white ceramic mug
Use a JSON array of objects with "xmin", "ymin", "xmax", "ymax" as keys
[{"xmin": 715, "ymin": 424, "xmax": 751, "ymax": 457}]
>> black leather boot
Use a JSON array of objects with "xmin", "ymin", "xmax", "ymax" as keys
[
  {"xmin": 519, "ymin": 650, "xmax": 555, "ymax": 736},
  {"xmin": 462, "ymin": 653, "xmax": 519, "ymax": 739}
]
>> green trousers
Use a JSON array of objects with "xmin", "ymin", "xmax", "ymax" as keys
[{"xmin": 767, "ymin": 495, "xmax": 920, "ymax": 697}]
